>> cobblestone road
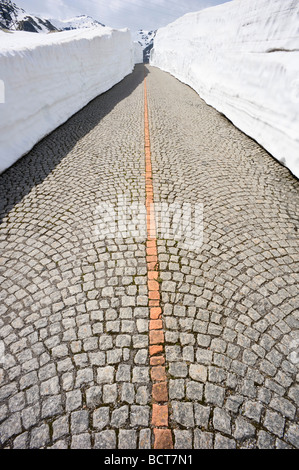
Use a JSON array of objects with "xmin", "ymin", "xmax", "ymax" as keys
[{"xmin": 0, "ymin": 64, "xmax": 298, "ymax": 449}]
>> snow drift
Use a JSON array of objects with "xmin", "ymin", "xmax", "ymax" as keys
[
  {"xmin": 151, "ymin": 0, "xmax": 299, "ymax": 178},
  {"xmin": 134, "ymin": 41, "xmax": 143, "ymax": 64},
  {"xmin": 0, "ymin": 27, "xmax": 135, "ymax": 173}
]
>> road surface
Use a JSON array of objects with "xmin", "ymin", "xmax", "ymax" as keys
[{"xmin": 0, "ymin": 64, "xmax": 298, "ymax": 449}]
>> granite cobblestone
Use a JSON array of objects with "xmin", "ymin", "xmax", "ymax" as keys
[{"xmin": 0, "ymin": 64, "xmax": 298, "ymax": 448}]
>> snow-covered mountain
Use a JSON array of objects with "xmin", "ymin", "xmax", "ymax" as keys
[
  {"xmin": 50, "ymin": 16, "xmax": 104, "ymax": 31},
  {"xmin": 134, "ymin": 29, "xmax": 157, "ymax": 63},
  {"xmin": 134, "ymin": 29, "xmax": 156, "ymax": 49},
  {"xmin": 0, "ymin": 0, "xmax": 104, "ymax": 33},
  {"xmin": 0, "ymin": 0, "xmax": 59, "ymax": 32}
]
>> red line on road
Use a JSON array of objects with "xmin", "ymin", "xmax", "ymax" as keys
[{"xmin": 144, "ymin": 68, "xmax": 173, "ymax": 450}]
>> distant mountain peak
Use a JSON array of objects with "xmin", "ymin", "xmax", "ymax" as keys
[
  {"xmin": 49, "ymin": 15, "xmax": 105, "ymax": 31},
  {"xmin": 134, "ymin": 29, "xmax": 157, "ymax": 63},
  {"xmin": 134, "ymin": 29, "xmax": 157, "ymax": 48}
]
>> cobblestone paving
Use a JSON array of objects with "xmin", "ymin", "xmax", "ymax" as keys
[
  {"xmin": 0, "ymin": 64, "xmax": 298, "ymax": 449},
  {"xmin": 0, "ymin": 65, "xmax": 151, "ymax": 449},
  {"xmin": 146, "ymin": 65, "xmax": 299, "ymax": 449}
]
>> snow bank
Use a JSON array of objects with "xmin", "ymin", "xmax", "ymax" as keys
[
  {"xmin": 0, "ymin": 27, "xmax": 134, "ymax": 173},
  {"xmin": 0, "ymin": 78, "xmax": 4, "ymax": 104},
  {"xmin": 151, "ymin": 0, "xmax": 299, "ymax": 178},
  {"xmin": 134, "ymin": 41, "xmax": 143, "ymax": 64}
]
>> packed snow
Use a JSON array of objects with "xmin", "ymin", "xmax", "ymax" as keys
[
  {"xmin": 0, "ymin": 78, "xmax": 4, "ymax": 103},
  {"xmin": 134, "ymin": 41, "xmax": 143, "ymax": 64},
  {"xmin": 151, "ymin": 0, "xmax": 299, "ymax": 178},
  {"xmin": 0, "ymin": 27, "xmax": 136, "ymax": 173}
]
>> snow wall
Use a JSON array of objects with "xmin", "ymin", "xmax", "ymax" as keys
[
  {"xmin": 151, "ymin": 0, "xmax": 299, "ymax": 178},
  {"xmin": 0, "ymin": 27, "xmax": 136, "ymax": 173},
  {"xmin": 134, "ymin": 41, "xmax": 143, "ymax": 64}
]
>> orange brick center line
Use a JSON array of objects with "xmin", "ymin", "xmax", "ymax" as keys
[{"xmin": 144, "ymin": 70, "xmax": 174, "ymax": 450}]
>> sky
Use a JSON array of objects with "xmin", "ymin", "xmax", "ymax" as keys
[{"xmin": 15, "ymin": 0, "xmax": 232, "ymax": 31}]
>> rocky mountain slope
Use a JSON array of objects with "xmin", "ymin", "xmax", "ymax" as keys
[
  {"xmin": 134, "ymin": 29, "xmax": 157, "ymax": 63},
  {"xmin": 0, "ymin": 0, "xmax": 104, "ymax": 33}
]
